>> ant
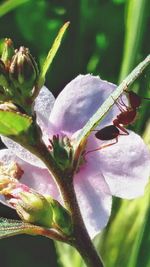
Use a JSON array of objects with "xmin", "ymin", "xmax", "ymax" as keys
[{"xmin": 85, "ymin": 91, "xmax": 150, "ymax": 154}]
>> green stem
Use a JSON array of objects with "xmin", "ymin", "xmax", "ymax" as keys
[
  {"xmin": 34, "ymin": 226, "xmax": 72, "ymax": 244},
  {"xmin": 57, "ymin": 181, "xmax": 104, "ymax": 267},
  {"xmin": 19, "ymin": 133, "xmax": 104, "ymax": 267}
]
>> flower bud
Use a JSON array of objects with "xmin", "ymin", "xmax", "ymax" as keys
[
  {"xmin": 1, "ymin": 38, "xmax": 15, "ymax": 66},
  {"xmin": 46, "ymin": 196, "xmax": 73, "ymax": 235},
  {"xmin": 16, "ymin": 191, "xmax": 53, "ymax": 228},
  {"xmin": 9, "ymin": 46, "xmax": 39, "ymax": 94},
  {"xmin": 0, "ymin": 162, "xmax": 53, "ymax": 228}
]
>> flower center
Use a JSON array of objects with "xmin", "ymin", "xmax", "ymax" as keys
[{"xmin": 48, "ymin": 134, "xmax": 73, "ymax": 171}]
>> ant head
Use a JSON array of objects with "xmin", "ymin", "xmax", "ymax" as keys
[
  {"xmin": 127, "ymin": 91, "xmax": 141, "ymax": 109},
  {"xmin": 127, "ymin": 91, "xmax": 150, "ymax": 109}
]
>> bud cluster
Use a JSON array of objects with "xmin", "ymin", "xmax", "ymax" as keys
[
  {"xmin": 0, "ymin": 161, "xmax": 72, "ymax": 236},
  {"xmin": 49, "ymin": 134, "xmax": 73, "ymax": 171},
  {"xmin": 0, "ymin": 38, "xmax": 39, "ymax": 107}
]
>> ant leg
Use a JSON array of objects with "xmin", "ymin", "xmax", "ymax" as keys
[
  {"xmin": 84, "ymin": 137, "xmax": 118, "ymax": 155},
  {"xmin": 113, "ymin": 119, "xmax": 129, "ymax": 135},
  {"xmin": 114, "ymin": 124, "xmax": 129, "ymax": 135},
  {"xmin": 119, "ymin": 95, "xmax": 129, "ymax": 109},
  {"xmin": 111, "ymin": 96, "xmax": 125, "ymax": 112},
  {"xmin": 143, "ymin": 97, "xmax": 150, "ymax": 100},
  {"xmin": 123, "ymin": 83, "xmax": 128, "ymax": 92}
]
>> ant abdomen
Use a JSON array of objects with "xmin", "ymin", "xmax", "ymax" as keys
[{"xmin": 95, "ymin": 125, "xmax": 119, "ymax": 140}]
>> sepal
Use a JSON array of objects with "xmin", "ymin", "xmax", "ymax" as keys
[{"xmin": 46, "ymin": 196, "xmax": 73, "ymax": 235}]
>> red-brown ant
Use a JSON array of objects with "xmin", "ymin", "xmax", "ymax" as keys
[{"xmin": 85, "ymin": 91, "xmax": 150, "ymax": 154}]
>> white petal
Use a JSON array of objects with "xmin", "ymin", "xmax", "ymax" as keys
[
  {"xmin": 74, "ymin": 152, "xmax": 112, "ymax": 239},
  {"xmin": 0, "ymin": 149, "xmax": 59, "ymax": 200},
  {"xmin": 1, "ymin": 136, "xmax": 45, "ymax": 168},
  {"xmin": 34, "ymin": 86, "xmax": 56, "ymax": 145},
  {"xmin": 50, "ymin": 74, "xmax": 117, "ymax": 134},
  {"xmin": 91, "ymin": 131, "xmax": 150, "ymax": 199},
  {"xmin": 34, "ymin": 85, "xmax": 55, "ymax": 121}
]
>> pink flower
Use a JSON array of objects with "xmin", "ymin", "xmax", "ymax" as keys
[{"xmin": 0, "ymin": 75, "xmax": 150, "ymax": 238}]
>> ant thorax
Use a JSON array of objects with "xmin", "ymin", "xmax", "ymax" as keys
[{"xmin": 114, "ymin": 109, "xmax": 137, "ymax": 126}]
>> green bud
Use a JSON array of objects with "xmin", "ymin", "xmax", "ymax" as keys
[
  {"xmin": 16, "ymin": 191, "xmax": 53, "ymax": 228},
  {"xmin": 9, "ymin": 46, "xmax": 39, "ymax": 94},
  {"xmin": 50, "ymin": 135, "xmax": 73, "ymax": 171},
  {"xmin": 1, "ymin": 38, "xmax": 15, "ymax": 65},
  {"xmin": 46, "ymin": 196, "xmax": 73, "ymax": 235}
]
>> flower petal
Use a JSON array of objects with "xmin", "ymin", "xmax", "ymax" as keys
[
  {"xmin": 1, "ymin": 136, "xmax": 45, "ymax": 168},
  {"xmin": 0, "ymin": 149, "xmax": 59, "ymax": 201},
  {"xmin": 34, "ymin": 85, "xmax": 55, "ymax": 121},
  {"xmin": 49, "ymin": 74, "xmax": 117, "ymax": 134},
  {"xmin": 74, "ymin": 152, "xmax": 112, "ymax": 239},
  {"xmin": 34, "ymin": 85, "xmax": 55, "ymax": 129},
  {"xmin": 89, "ymin": 131, "xmax": 150, "ymax": 199}
]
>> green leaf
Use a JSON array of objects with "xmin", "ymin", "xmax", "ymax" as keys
[
  {"xmin": 0, "ymin": 217, "xmax": 41, "ymax": 239},
  {"xmin": 38, "ymin": 21, "xmax": 70, "ymax": 87},
  {"xmin": 55, "ymin": 241, "xmax": 86, "ymax": 267},
  {"xmin": 99, "ymin": 183, "xmax": 150, "ymax": 267},
  {"xmin": 0, "ymin": 217, "xmax": 71, "ymax": 242},
  {"xmin": 0, "ymin": 0, "xmax": 30, "ymax": 18},
  {"xmin": 0, "ymin": 39, "xmax": 5, "ymax": 56},
  {"xmin": 127, "ymin": 206, "xmax": 150, "ymax": 267},
  {"xmin": 0, "ymin": 110, "xmax": 32, "ymax": 136},
  {"xmin": 119, "ymin": 0, "xmax": 149, "ymax": 81}
]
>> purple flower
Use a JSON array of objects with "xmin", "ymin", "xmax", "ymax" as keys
[{"xmin": 0, "ymin": 75, "xmax": 150, "ymax": 238}]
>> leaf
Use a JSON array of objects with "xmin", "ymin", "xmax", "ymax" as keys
[
  {"xmin": 119, "ymin": 0, "xmax": 149, "ymax": 81},
  {"xmin": 0, "ymin": 217, "xmax": 40, "ymax": 239},
  {"xmin": 0, "ymin": 39, "xmax": 5, "ymax": 56},
  {"xmin": 0, "ymin": 0, "xmax": 30, "ymax": 18},
  {"xmin": 0, "ymin": 217, "xmax": 71, "ymax": 243},
  {"xmin": 55, "ymin": 241, "xmax": 86, "ymax": 267},
  {"xmin": 127, "ymin": 206, "xmax": 150, "ymax": 267},
  {"xmin": 0, "ymin": 110, "xmax": 32, "ymax": 136},
  {"xmin": 99, "ymin": 183, "xmax": 150, "ymax": 267},
  {"xmin": 38, "ymin": 21, "xmax": 70, "ymax": 87}
]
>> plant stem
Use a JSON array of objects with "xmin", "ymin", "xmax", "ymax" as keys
[
  {"xmin": 59, "ymin": 181, "xmax": 104, "ymax": 267},
  {"xmin": 26, "ymin": 138, "xmax": 104, "ymax": 267}
]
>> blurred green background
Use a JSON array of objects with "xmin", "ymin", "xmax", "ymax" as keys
[{"xmin": 0, "ymin": 0, "xmax": 150, "ymax": 266}]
